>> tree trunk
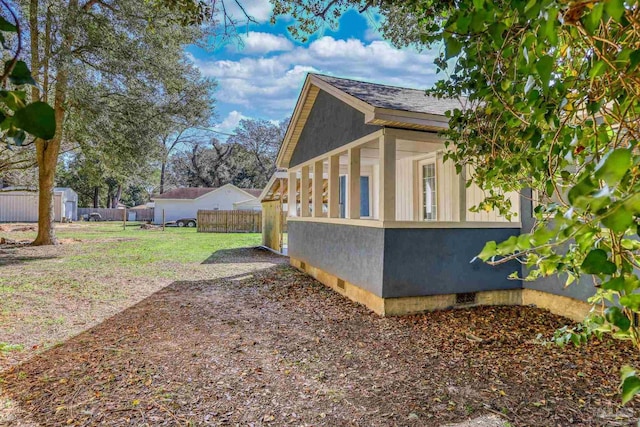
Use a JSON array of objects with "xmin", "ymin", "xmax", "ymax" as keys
[
  {"xmin": 160, "ymin": 161, "xmax": 166, "ymax": 194},
  {"xmin": 32, "ymin": 0, "xmax": 78, "ymax": 246},
  {"xmin": 32, "ymin": 138, "xmax": 60, "ymax": 245},
  {"xmin": 93, "ymin": 186, "xmax": 99, "ymax": 208},
  {"xmin": 112, "ymin": 185, "xmax": 122, "ymax": 208}
]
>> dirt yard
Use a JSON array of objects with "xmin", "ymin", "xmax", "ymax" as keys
[{"xmin": 1, "ymin": 225, "xmax": 639, "ymax": 426}]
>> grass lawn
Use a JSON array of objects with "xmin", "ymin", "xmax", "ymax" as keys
[{"xmin": 0, "ymin": 222, "xmax": 262, "ymax": 367}]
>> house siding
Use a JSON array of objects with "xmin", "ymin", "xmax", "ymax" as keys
[
  {"xmin": 288, "ymin": 221, "xmax": 385, "ymax": 296},
  {"xmin": 289, "ymin": 90, "xmax": 380, "ymax": 168},
  {"xmin": 153, "ymin": 186, "xmax": 260, "ymax": 224},
  {"xmin": 381, "ymin": 227, "xmax": 522, "ymax": 298},
  {"xmin": 518, "ymin": 190, "xmax": 595, "ymax": 302}
]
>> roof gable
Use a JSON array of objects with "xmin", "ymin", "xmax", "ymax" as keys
[
  {"xmin": 289, "ymin": 90, "xmax": 380, "ymax": 168},
  {"xmin": 276, "ymin": 73, "xmax": 463, "ymax": 169},
  {"xmin": 154, "ymin": 185, "xmax": 262, "ymax": 201},
  {"xmin": 314, "ymin": 74, "xmax": 464, "ymax": 116}
]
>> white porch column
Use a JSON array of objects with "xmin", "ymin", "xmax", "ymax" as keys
[
  {"xmin": 348, "ymin": 147, "xmax": 361, "ymax": 219},
  {"xmin": 288, "ymin": 171, "xmax": 297, "ymax": 217},
  {"xmin": 300, "ymin": 165, "xmax": 310, "ymax": 217},
  {"xmin": 328, "ymin": 154, "xmax": 340, "ymax": 218},
  {"xmin": 459, "ymin": 164, "xmax": 467, "ymax": 222},
  {"xmin": 378, "ymin": 132, "xmax": 396, "ymax": 222},
  {"xmin": 312, "ymin": 160, "xmax": 324, "ymax": 217}
]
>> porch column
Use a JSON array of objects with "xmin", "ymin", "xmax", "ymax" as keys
[
  {"xmin": 312, "ymin": 160, "xmax": 324, "ymax": 217},
  {"xmin": 328, "ymin": 154, "xmax": 340, "ymax": 218},
  {"xmin": 378, "ymin": 132, "xmax": 396, "ymax": 222},
  {"xmin": 288, "ymin": 171, "xmax": 297, "ymax": 217},
  {"xmin": 459, "ymin": 164, "xmax": 467, "ymax": 222},
  {"xmin": 348, "ymin": 147, "xmax": 360, "ymax": 219},
  {"xmin": 300, "ymin": 165, "xmax": 310, "ymax": 217}
]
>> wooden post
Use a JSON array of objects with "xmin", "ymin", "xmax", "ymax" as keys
[
  {"xmin": 123, "ymin": 208, "xmax": 126, "ymax": 230},
  {"xmin": 300, "ymin": 165, "xmax": 310, "ymax": 217},
  {"xmin": 288, "ymin": 171, "xmax": 297, "ymax": 217},
  {"xmin": 279, "ymin": 178, "xmax": 285, "ymax": 249},
  {"xmin": 312, "ymin": 160, "xmax": 324, "ymax": 217},
  {"xmin": 379, "ymin": 132, "xmax": 396, "ymax": 222},
  {"xmin": 162, "ymin": 209, "xmax": 165, "ymax": 231},
  {"xmin": 348, "ymin": 146, "xmax": 361, "ymax": 219},
  {"xmin": 328, "ymin": 154, "xmax": 340, "ymax": 218}
]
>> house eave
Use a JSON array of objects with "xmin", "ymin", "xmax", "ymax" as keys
[{"xmin": 367, "ymin": 107, "xmax": 450, "ymax": 131}]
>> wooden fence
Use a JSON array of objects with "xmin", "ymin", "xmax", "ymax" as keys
[
  {"xmin": 78, "ymin": 208, "xmax": 154, "ymax": 222},
  {"xmin": 197, "ymin": 210, "xmax": 263, "ymax": 233}
]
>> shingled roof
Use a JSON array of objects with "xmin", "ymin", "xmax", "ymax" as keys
[
  {"xmin": 313, "ymin": 74, "xmax": 465, "ymax": 116},
  {"xmin": 154, "ymin": 186, "xmax": 262, "ymax": 200}
]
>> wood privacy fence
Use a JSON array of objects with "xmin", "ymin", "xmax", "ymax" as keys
[
  {"xmin": 197, "ymin": 210, "xmax": 265, "ymax": 233},
  {"xmin": 78, "ymin": 208, "xmax": 154, "ymax": 222}
]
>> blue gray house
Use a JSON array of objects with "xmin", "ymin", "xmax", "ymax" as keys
[{"xmin": 275, "ymin": 73, "xmax": 592, "ymax": 321}]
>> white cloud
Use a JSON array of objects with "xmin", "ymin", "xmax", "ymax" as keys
[
  {"xmin": 238, "ymin": 32, "xmax": 294, "ymax": 54},
  {"xmin": 194, "ymin": 36, "xmax": 439, "ymax": 120},
  {"xmin": 215, "ymin": 110, "xmax": 248, "ymax": 134},
  {"xmin": 364, "ymin": 27, "xmax": 383, "ymax": 42}
]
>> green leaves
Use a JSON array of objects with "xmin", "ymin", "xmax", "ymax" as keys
[
  {"xmin": 444, "ymin": 36, "xmax": 462, "ymax": 59},
  {"xmin": 621, "ymin": 366, "xmax": 640, "ymax": 404},
  {"xmin": 5, "ymin": 61, "xmax": 36, "ymax": 86},
  {"xmin": 535, "ymin": 55, "xmax": 554, "ymax": 90},
  {"xmin": 476, "ymin": 241, "xmax": 497, "ymax": 262},
  {"xmin": 581, "ymin": 249, "xmax": 616, "ymax": 275},
  {"xmin": 583, "ymin": 2, "xmax": 604, "ymax": 35},
  {"xmin": 605, "ymin": 307, "xmax": 631, "ymax": 331},
  {"xmin": 605, "ymin": 0, "xmax": 626, "ymax": 22},
  {"xmin": 0, "ymin": 17, "xmax": 17, "ymax": 32},
  {"xmin": 594, "ymin": 149, "xmax": 632, "ymax": 187},
  {"xmin": 13, "ymin": 102, "xmax": 56, "ymax": 140},
  {"xmin": 620, "ymin": 294, "xmax": 640, "ymax": 312}
]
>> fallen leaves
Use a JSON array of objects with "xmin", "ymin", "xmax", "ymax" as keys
[{"xmin": 1, "ymin": 259, "xmax": 639, "ymax": 426}]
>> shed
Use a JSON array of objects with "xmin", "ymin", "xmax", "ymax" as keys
[{"xmin": 0, "ymin": 187, "xmax": 78, "ymax": 222}]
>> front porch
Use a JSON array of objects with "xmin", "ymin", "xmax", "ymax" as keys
[
  {"xmin": 285, "ymin": 127, "xmax": 521, "ymax": 228},
  {"xmin": 283, "ymin": 127, "xmax": 525, "ymax": 315}
]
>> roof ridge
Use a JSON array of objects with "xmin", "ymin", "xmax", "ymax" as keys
[{"xmin": 311, "ymin": 73, "xmax": 430, "ymax": 95}]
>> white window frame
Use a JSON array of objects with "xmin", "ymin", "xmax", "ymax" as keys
[
  {"xmin": 417, "ymin": 156, "xmax": 438, "ymax": 221},
  {"xmin": 339, "ymin": 173, "xmax": 373, "ymax": 219}
]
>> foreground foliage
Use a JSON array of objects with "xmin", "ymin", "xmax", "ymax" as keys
[{"xmin": 271, "ymin": 0, "xmax": 640, "ymax": 403}]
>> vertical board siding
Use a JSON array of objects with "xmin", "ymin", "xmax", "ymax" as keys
[
  {"xmin": 465, "ymin": 165, "xmax": 520, "ymax": 222},
  {"xmin": 395, "ymin": 157, "xmax": 414, "ymax": 220},
  {"xmin": 0, "ymin": 193, "xmax": 39, "ymax": 222},
  {"xmin": 262, "ymin": 201, "xmax": 283, "ymax": 252},
  {"xmin": 436, "ymin": 154, "xmax": 459, "ymax": 222},
  {"xmin": 197, "ymin": 210, "xmax": 265, "ymax": 233}
]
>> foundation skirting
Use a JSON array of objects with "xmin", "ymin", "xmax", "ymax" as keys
[{"xmin": 290, "ymin": 257, "xmax": 592, "ymax": 321}]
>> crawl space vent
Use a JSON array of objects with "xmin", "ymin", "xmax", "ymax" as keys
[
  {"xmin": 336, "ymin": 278, "xmax": 345, "ymax": 290},
  {"xmin": 456, "ymin": 292, "xmax": 477, "ymax": 305}
]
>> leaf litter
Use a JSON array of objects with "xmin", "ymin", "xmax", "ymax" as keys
[{"xmin": 1, "ymin": 249, "xmax": 639, "ymax": 426}]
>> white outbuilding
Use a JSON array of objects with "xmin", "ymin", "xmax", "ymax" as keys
[
  {"xmin": 152, "ymin": 184, "xmax": 262, "ymax": 224},
  {"xmin": 0, "ymin": 187, "xmax": 78, "ymax": 222}
]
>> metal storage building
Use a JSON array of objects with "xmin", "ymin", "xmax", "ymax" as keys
[{"xmin": 0, "ymin": 187, "xmax": 78, "ymax": 222}]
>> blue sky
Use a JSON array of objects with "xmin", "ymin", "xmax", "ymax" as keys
[{"xmin": 187, "ymin": 0, "xmax": 441, "ymax": 134}]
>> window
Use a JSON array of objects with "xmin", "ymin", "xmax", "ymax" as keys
[
  {"xmin": 338, "ymin": 175, "xmax": 371, "ymax": 218},
  {"xmin": 421, "ymin": 162, "xmax": 437, "ymax": 221}
]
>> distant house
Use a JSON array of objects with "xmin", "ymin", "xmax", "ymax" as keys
[
  {"xmin": 152, "ymin": 184, "xmax": 262, "ymax": 224},
  {"xmin": 0, "ymin": 187, "xmax": 78, "ymax": 222}
]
